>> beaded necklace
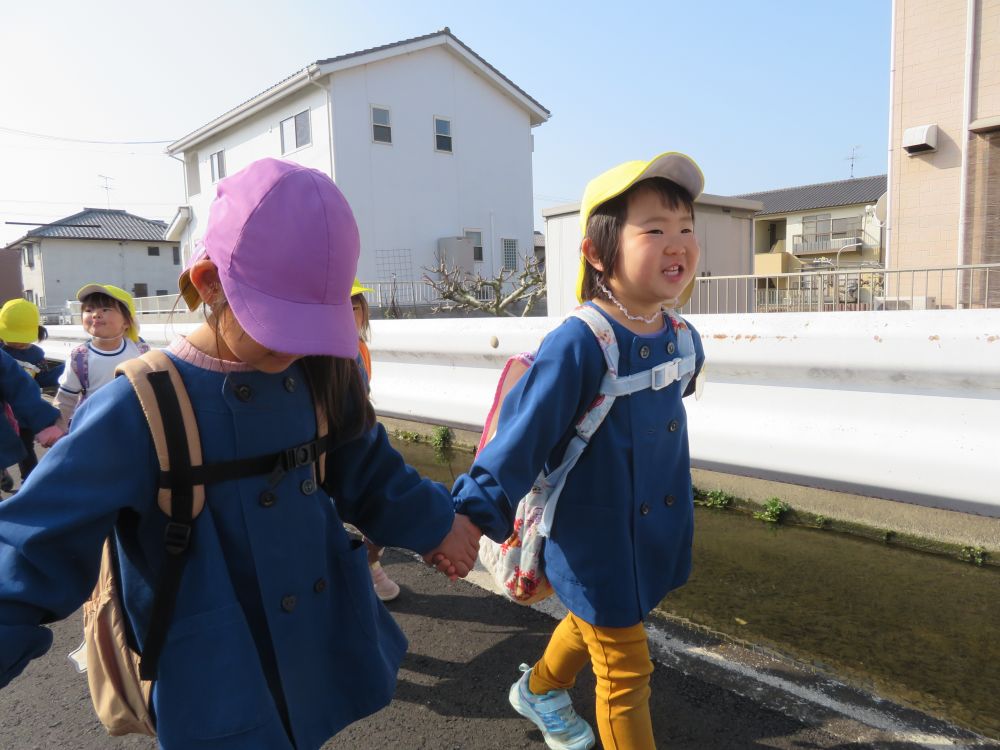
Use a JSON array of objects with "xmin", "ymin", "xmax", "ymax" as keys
[{"xmin": 596, "ymin": 279, "xmax": 675, "ymax": 323}]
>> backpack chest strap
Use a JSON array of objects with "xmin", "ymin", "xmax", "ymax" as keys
[{"xmin": 599, "ymin": 355, "xmax": 697, "ymax": 396}]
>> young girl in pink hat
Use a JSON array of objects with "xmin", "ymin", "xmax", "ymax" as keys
[{"xmin": 0, "ymin": 157, "xmax": 480, "ymax": 749}]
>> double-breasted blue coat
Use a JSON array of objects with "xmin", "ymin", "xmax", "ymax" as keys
[
  {"xmin": 0, "ymin": 351, "xmax": 455, "ymax": 749},
  {"xmin": 453, "ymin": 303, "xmax": 705, "ymax": 628}
]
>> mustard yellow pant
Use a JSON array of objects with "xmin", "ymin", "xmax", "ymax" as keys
[{"xmin": 529, "ymin": 612, "xmax": 654, "ymax": 750}]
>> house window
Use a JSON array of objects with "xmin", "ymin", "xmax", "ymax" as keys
[
  {"xmin": 133, "ymin": 283, "xmax": 148, "ymax": 298},
  {"xmin": 280, "ymin": 110, "xmax": 311, "ymax": 154},
  {"xmin": 24, "ymin": 289, "xmax": 33, "ymax": 304},
  {"xmin": 147, "ymin": 246, "xmax": 160, "ymax": 256},
  {"xmin": 465, "ymin": 230, "xmax": 483, "ymax": 262},
  {"xmin": 210, "ymin": 150, "xmax": 226, "ymax": 182},
  {"xmin": 502, "ymin": 238, "xmax": 518, "ymax": 271},
  {"xmin": 802, "ymin": 214, "xmax": 832, "ymax": 245},
  {"xmin": 371, "ymin": 107, "xmax": 392, "ymax": 144},
  {"xmin": 172, "ymin": 246, "xmax": 181, "ymax": 265},
  {"xmin": 22, "ymin": 244, "xmax": 34, "ymax": 268},
  {"xmin": 434, "ymin": 117, "xmax": 452, "ymax": 153},
  {"xmin": 156, "ymin": 289, "xmax": 169, "ymax": 296}
]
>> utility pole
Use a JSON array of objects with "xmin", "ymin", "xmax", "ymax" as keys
[{"xmin": 98, "ymin": 174, "xmax": 114, "ymax": 209}]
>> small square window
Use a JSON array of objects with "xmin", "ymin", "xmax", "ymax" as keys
[
  {"xmin": 372, "ymin": 107, "xmax": 392, "ymax": 144},
  {"xmin": 210, "ymin": 150, "xmax": 226, "ymax": 182},
  {"xmin": 147, "ymin": 246, "xmax": 160, "ymax": 256},
  {"xmin": 281, "ymin": 110, "xmax": 311, "ymax": 154},
  {"xmin": 434, "ymin": 117, "xmax": 452, "ymax": 153}
]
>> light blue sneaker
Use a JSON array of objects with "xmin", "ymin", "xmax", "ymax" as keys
[{"xmin": 508, "ymin": 663, "xmax": 595, "ymax": 750}]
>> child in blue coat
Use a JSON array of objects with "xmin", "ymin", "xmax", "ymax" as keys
[
  {"xmin": 0, "ymin": 298, "xmax": 65, "ymax": 481},
  {"xmin": 0, "ymin": 158, "xmax": 480, "ymax": 749},
  {"xmin": 0, "ymin": 347, "xmax": 63, "ymax": 495},
  {"xmin": 452, "ymin": 153, "xmax": 707, "ymax": 750}
]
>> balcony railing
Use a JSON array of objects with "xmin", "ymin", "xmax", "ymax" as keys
[
  {"xmin": 791, "ymin": 236, "xmax": 865, "ymax": 255},
  {"xmin": 679, "ymin": 263, "xmax": 1000, "ymax": 315}
]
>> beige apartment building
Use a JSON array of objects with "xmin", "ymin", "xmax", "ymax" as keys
[{"xmin": 889, "ymin": 0, "xmax": 999, "ymax": 307}]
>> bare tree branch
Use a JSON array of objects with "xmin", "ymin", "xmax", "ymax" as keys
[{"xmin": 422, "ymin": 255, "xmax": 546, "ymax": 317}]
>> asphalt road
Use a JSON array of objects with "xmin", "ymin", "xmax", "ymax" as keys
[{"xmin": 4, "ymin": 546, "xmax": 993, "ymax": 750}]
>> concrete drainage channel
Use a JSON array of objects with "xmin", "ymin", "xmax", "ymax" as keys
[{"xmin": 460, "ymin": 562, "xmax": 992, "ymax": 749}]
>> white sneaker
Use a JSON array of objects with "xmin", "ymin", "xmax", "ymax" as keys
[
  {"xmin": 508, "ymin": 664, "xmax": 595, "ymax": 750},
  {"xmin": 370, "ymin": 561, "xmax": 400, "ymax": 602}
]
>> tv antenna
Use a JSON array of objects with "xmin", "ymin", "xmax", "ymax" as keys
[
  {"xmin": 97, "ymin": 174, "xmax": 115, "ymax": 209},
  {"xmin": 844, "ymin": 145, "xmax": 862, "ymax": 178}
]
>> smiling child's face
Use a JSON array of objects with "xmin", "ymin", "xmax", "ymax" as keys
[{"xmin": 604, "ymin": 186, "xmax": 700, "ymax": 316}]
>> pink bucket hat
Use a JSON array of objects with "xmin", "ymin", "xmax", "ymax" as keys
[{"xmin": 179, "ymin": 158, "xmax": 360, "ymax": 358}]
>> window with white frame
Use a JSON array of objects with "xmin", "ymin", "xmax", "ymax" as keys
[
  {"xmin": 210, "ymin": 150, "xmax": 226, "ymax": 182},
  {"xmin": 22, "ymin": 244, "xmax": 34, "ymax": 268},
  {"xmin": 371, "ymin": 107, "xmax": 392, "ymax": 144},
  {"xmin": 434, "ymin": 117, "xmax": 452, "ymax": 153},
  {"xmin": 465, "ymin": 230, "xmax": 483, "ymax": 262},
  {"xmin": 280, "ymin": 110, "xmax": 311, "ymax": 154},
  {"xmin": 502, "ymin": 238, "xmax": 518, "ymax": 271}
]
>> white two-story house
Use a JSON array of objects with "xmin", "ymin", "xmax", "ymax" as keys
[
  {"xmin": 2, "ymin": 208, "xmax": 177, "ymax": 321},
  {"xmin": 165, "ymin": 28, "xmax": 549, "ymax": 291}
]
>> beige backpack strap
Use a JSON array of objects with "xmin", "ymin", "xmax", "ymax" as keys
[{"xmin": 116, "ymin": 350, "xmax": 205, "ymax": 520}]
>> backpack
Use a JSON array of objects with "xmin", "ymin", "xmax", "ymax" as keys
[
  {"xmin": 81, "ymin": 349, "xmax": 329, "ymax": 736},
  {"xmin": 71, "ymin": 339, "xmax": 152, "ymax": 399},
  {"xmin": 477, "ymin": 305, "xmax": 697, "ymax": 605}
]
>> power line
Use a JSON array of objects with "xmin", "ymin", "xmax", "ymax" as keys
[{"xmin": 0, "ymin": 125, "xmax": 174, "ymax": 145}]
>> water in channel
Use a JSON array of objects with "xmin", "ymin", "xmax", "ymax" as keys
[{"xmin": 393, "ymin": 437, "xmax": 1000, "ymax": 740}]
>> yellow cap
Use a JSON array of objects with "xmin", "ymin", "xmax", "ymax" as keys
[
  {"xmin": 576, "ymin": 151, "xmax": 704, "ymax": 305},
  {"xmin": 351, "ymin": 279, "xmax": 373, "ymax": 296},
  {"xmin": 0, "ymin": 298, "xmax": 41, "ymax": 344},
  {"xmin": 76, "ymin": 283, "xmax": 141, "ymax": 342}
]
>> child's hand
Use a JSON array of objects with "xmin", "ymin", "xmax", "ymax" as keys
[
  {"xmin": 35, "ymin": 424, "xmax": 66, "ymax": 447},
  {"xmin": 422, "ymin": 514, "xmax": 482, "ymax": 580}
]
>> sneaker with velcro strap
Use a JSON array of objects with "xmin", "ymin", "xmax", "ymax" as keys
[{"xmin": 508, "ymin": 663, "xmax": 595, "ymax": 750}]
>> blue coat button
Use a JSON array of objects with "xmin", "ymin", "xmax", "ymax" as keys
[
  {"xmin": 259, "ymin": 490, "xmax": 276, "ymax": 507},
  {"xmin": 281, "ymin": 595, "xmax": 297, "ymax": 612},
  {"xmin": 668, "ymin": 419, "xmax": 680, "ymax": 432},
  {"xmin": 234, "ymin": 384, "xmax": 253, "ymax": 402},
  {"xmin": 640, "ymin": 502, "xmax": 650, "ymax": 516},
  {"xmin": 639, "ymin": 345, "xmax": 651, "ymax": 359},
  {"xmin": 313, "ymin": 578, "xmax": 327, "ymax": 593},
  {"xmin": 664, "ymin": 494, "xmax": 676, "ymax": 506},
  {"xmin": 301, "ymin": 478, "xmax": 316, "ymax": 495},
  {"xmin": 667, "ymin": 341, "xmax": 676, "ymax": 355},
  {"xmin": 284, "ymin": 377, "xmax": 296, "ymax": 393}
]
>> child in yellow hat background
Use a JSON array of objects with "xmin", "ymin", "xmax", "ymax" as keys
[
  {"xmin": 53, "ymin": 284, "xmax": 149, "ymax": 425},
  {"xmin": 350, "ymin": 280, "xmax": 401, "ymax": 601},
  {"xmin": 0, "ymin": 299, "xmax": 65, "ymax": 482}
]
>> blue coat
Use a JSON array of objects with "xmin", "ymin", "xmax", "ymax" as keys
[
  {"xmin": 1, "ymin": 343, "xmax": 64, "ymax": 389},
  {"xmin": 454, "ymin": 303, "xmax": 705, "ymax": 627},
  {"xmin": 0, "ymin": 353, "xmax": 455, "ymax": 749},
  {"xmin": 0, "ymin": 349, "xmax": 60, "ymax": 468}
]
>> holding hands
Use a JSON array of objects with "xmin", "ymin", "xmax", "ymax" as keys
[
  {"xmin": 422, "ymin": 513, "xmax": 482, "ymax": 580},
  {"xmin": 35, "ymin": 424, "xmax": 66, "ymax": 448}
]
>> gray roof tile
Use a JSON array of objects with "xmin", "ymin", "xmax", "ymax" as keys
[
  {"xmin": 736, "ymin": 175, "xmax": 887, "ymax": 215},
  {"xmin": 17, "ymin": 208, "xmax": 167, "ymax": 243}
]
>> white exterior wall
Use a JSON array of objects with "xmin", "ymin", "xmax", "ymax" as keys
[
  {"xmin": 783, "ymin": 204, "xmax": 881, "ymax": 251},
  {"xmin": 179, "ymin": 86, "xmax": 332, "ymax": 262},
  {"xmin": 329, "ymin": 46, "xmax": 535, "ymax": 283},
  {"xmin": 25, "ymin": 238, "xmax": 182, "ymax": 310}
]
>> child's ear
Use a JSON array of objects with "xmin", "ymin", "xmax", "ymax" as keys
[
  {"xmin": 581, "ymin": 238, "xmax": 605, "ymax": 274},
  {"xmin": 188, "ymin": 260, "xmax": 223, "ymax": 304}
]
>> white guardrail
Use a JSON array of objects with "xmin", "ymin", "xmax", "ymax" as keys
[{"xmin": 40, "ymin": 310, "xmax": 1000, "ymax": 518}]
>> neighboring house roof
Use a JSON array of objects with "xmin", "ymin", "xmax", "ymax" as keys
[
  {"xmin": 736, "ymin": 175, "xmax": 887, "ymax": 216},
  {"xmin": 3, "ymin": 208, "xmax": 167, "ymax": 249},
  {"xmin": 168, "ymin": 28, "xmax": 550, "ymax": 155}
]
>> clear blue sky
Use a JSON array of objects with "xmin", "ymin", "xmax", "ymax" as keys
[{"xmin": 0, "ymin": 0, "xmax": 891, "ymax": 247}]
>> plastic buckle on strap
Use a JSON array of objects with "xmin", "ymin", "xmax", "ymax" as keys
[
  {"xmin": 163, "ymin": 521, "xmax": 192, "ymax": 555},
  {"xmin": 283, "ymin": 442, "xmax": 317, "ymax": 470},
  {"xmin": 651, "ymin": 360, "xmax": 680, "ymax": 390}
]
